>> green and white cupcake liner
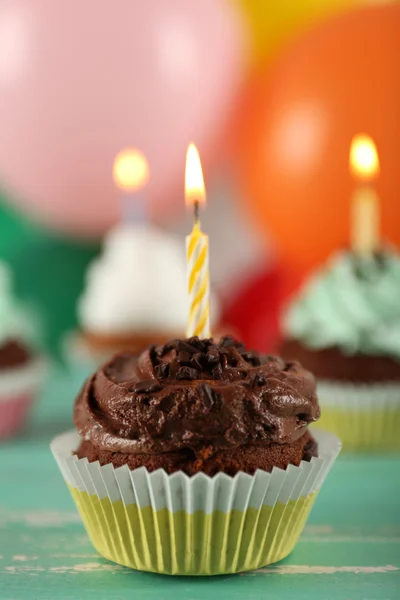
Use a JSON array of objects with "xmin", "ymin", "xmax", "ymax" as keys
[
  {"xmin": 51, "ymin": 429, "xmax": 341, "ymax": 576},
  {"xmin": 316, "ymin": 380, "xmax": 400, "ymax": 451}
]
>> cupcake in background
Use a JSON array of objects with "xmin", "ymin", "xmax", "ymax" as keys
[
  {"xmin": 281, "ymin": 248, "xmax": 400, "ymax": 451},
  {"xmin": 64, "ymin": 223, "xmax": 222, "ymax": 376},
  {"xmin": 0, "ymin": 262, "xmax": 45, "ymax": 440}
]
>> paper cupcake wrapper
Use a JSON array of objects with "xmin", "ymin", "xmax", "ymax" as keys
[
  {"xmin": 0, "ymin": 358, "xmax": 46, "ymax": 440},
  {"xmin": 51, "ymin": 429, "xmax": 340, "ymax": 575},
  {"xmin": 315, "ymin": 380, "xmax": 400, "ymax": 451}
]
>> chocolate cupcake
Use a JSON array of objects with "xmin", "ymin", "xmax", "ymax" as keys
[
  {"xmin": 281, "ymin": 248, "xmax": 400, "ymax": 450},
  {"xmin": 0, "ymin": 263, "xmax": 45, "ymax": 440},
  {"xmin": 51, "ymin": 336, "xmax": 340, "ymax": 575}
]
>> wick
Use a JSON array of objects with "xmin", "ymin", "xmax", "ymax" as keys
[{"xmin": 194, "ymin": 200, "xmax": 200, "ymax": 227}]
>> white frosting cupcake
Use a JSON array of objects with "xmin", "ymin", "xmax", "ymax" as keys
[{"xmin": 78, "ymin": 224, "xmax": 219, "ymax": 337}]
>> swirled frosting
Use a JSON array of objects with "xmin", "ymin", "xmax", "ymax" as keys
[
  {"xmin": 74, "ymin": 336, "xmax": 320, "ymax": 456},
  {"xmin": 283, "ymin": 249, "xmax": 400, "ymax": 359}
]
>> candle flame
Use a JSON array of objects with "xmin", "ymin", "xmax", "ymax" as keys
[
  {"xmin": 185, "ymin": 143, "xmax": 206, "ymax": 207},
  {"xmin": 113, "ymin": 148, "xmax": 149, "ymax": 192},
  {"xmin": 349, "ymin": 134, "xmax": 380, "ymax": 181}
]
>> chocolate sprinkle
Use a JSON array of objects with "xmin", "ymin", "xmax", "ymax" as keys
[
  {"xmin": 243, "ymin": 352, "xmax": 261, "ymax": 367},
  {"xmin": 190, "ymin": 352, "xmax": 207, "ymax": 371},
  {"xmin": 177, "ymin": 340, "xmax": 199, "ymax": 354},
  {"xmin": 132, "ymin": 380, "xmax": 161, "ymax": 394},
  {"xmin": 155, "ymin": 363, "xmax": 169, "ymax": 379},
  {"xmin": 206, "ymin": 349, "xmax": 219, "ymax": 365},
  {"xmin": 178, "ymin": 351, "xmax": 191, "ymax": 365},
  {"xmin": 252, "ymin": 374, "xmax": 265, "ymax": 386},
  {"xmin": 197, "ymin": 383, "xmax": 214, "ymax": 411},
  {"xmin": 212, "ymin": 364, "xmax": 223, "ymax": 380},
  {"xmin": 176, "ymin": 366, "xmax": 198, "ymax": 380}
]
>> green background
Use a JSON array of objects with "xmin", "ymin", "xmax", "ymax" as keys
[{"xmin": 0, "ymin": 196, "xmax": 99, "ymax": 357}]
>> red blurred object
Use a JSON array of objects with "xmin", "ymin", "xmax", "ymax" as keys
[
  {"xmin": 222, "ymin": 264, "xmax": 292, "ymax": 353},
  {"xmin": 235, "ymin": 3, "xmax": 400, "ymax": 276}
]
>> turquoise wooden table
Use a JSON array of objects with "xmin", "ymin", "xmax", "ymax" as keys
[{"xmin": 1, "ymin": 368, "xmax": 399, "ymax": 600}]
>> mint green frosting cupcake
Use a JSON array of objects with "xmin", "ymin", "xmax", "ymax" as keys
[{"xmin": 283, "ymin": 249, "xmax": 400, "ymax": 360}]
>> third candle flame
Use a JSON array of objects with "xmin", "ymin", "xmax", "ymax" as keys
[{"xmin": 349, "ymin": 134, "xmax": 380, "ymax": 182}]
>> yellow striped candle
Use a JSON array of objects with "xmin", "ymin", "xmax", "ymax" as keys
[{"xmin": 185, "ymin": 144, "xmax": 210, "ymax": 338}]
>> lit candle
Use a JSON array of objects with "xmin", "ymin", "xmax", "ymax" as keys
[
  {"xmin": 349, "ymin": 134, "xmax": 380, "ymax": 256},
  {"xmin": 113, "ymin": 148, "xmax": 149, "ymax": 223},
  {"xmin": 185, "ymin": 144, "xmax": 210, "ymax": 338}
]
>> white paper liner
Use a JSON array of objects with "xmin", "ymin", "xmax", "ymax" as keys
[
  {"xmin": 0, "ymin": 356, "xmax": 47, "ymax": 399},
  {"xmin": 51, "ymin": 429, "xmax": 340, "ymax": 513},
  {"xmin": 317, "ymin": 379, "xmax": 400, "ymax": 410}
]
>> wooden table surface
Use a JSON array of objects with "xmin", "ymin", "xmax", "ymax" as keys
[{"xmin": 1, "ymin": 367, "xmax": 399, "ymax": 600}]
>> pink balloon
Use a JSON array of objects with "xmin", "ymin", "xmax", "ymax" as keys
[{"xmin": 0, "ymin": 0, "xmax": 245, "ymax": 237}]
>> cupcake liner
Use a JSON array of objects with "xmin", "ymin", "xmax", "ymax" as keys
[
  {"xmin": 51, "ymin": 429, "xmax": 341, "ymax": 576},
  {"xmin": 0, "ymin": 358, "xmax": 46, "ymax": 440},
  {"xmin": 315, "ymin": 380, "xmax": 400, "ymax": 451}
]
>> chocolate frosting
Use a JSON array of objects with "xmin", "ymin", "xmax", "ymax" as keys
[
  {"xmin": 74, "ymin": 336, "xmax": 320, "ymax": 457},
  {"xmin": 0, "ymin": 339, "xmax": 31, "ymax": 369}
]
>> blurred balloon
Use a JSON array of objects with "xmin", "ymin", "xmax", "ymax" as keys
[
  {"xmin": 235, "ymin": 3, "xmax": 400, "ymax": 274},
  {"xmin": 235, "ymin": 0, "xmax": 382, "ymax": 66},
  {"xmin": 0, "ymin": 0, "xmax": 245, "ymax": 237}
]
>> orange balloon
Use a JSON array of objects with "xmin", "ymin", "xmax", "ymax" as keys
[{"xmin": 235, "ymin": 3, "xmax": 400, "ymax": 274}]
